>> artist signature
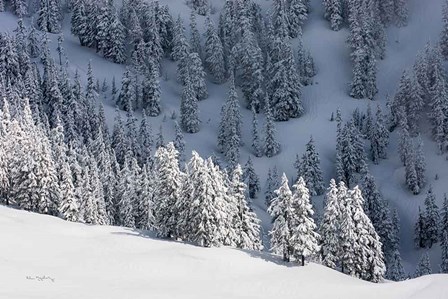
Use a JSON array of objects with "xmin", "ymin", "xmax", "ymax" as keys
[{"xmin": 26, "ymin": 275, "xmax": 55, "ymax": 283}]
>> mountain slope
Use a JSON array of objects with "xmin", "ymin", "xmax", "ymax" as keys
[{"xmin": 0, "ymin": 206, "xmax": 447, "ymax": 299}]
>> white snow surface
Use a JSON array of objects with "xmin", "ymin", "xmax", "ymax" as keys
[
  {"xmin": 1, "ymin": 0, "xmax": 448, "ymax": 274},
  {"xmin": 1, "ymin": 206, "xmax": 447, "ymax": 299}
]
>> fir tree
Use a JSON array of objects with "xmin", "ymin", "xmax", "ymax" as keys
[
  {"xmin": 153, "ymin": 142, "xmax": 183, "ymax": 238},
  {"xmin": 243, "ymin": 156, "xmax": 260, "ymax": 199},
  {"xmin": 180, "ymin": 73, "xmax": 200, "ymax": 133},
  {"xmin": 414, "ymin": 252, "xmax": 432, "ymax": 277},
  {"xmin": 264, "ymin": 97, "xmax": 281, "ymax": 157},
  {"xmin": 204, "ymin": 16, "xmax": 225, "ymax": 83},
  {"xmin": 231, "ymin": 165, "xmax": 263, "ymax": 251},
  {"xmin": 296, "ymin": 137, "xmax": 324, "ymax": 196},
  {"xmin": 423, "ymin": 186, "xmax": 440, "ymax": 248},
  {"xmin": 320, "ymin": 179, "xmax": 341, "ymax": 269},
  {"xmin": 291, "ymin": 177, "xmax": 320, "ymax": 266}
]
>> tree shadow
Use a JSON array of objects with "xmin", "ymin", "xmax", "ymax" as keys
[{"xmin": 110, "ymin": 228, "xmax": 298, "ymax": 268}]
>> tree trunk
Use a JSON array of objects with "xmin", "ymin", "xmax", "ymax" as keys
[{"xmin": 301, "ymin": 255, "xmax": 305, "ymax": 266}]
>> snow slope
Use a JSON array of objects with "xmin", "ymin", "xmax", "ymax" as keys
[
  {"xmin": 1, "ymin": 0, "xmax": 448, "ymax": 273},
  {"xmin": 0, "ymin": 206, "xmax": 447, "ymax": 299}
]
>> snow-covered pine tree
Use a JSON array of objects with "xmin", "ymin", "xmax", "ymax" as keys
[
  {"xmin": 361, "ymin": 173, "xmax": 393, "ymax": 259},
  {"xmin": 296, "ymin": 39, "xmax": 316, "ymax": 86},
  {"xmin": 386, "ymin": 209, "xmax": 406, "ymax": 281},
  {"xmin": 116, "ymin": 157, "xmax": 136, "ymax": 228},
  {"xmin": 336, "ymin": 121, "xmax": 367, "ymax": 187},
  {"xmin": 165, "ymin": 122, "xmax": 181, "ymax": 162},
  {"xmin": 338, "ymin": 181, "xmax": 358, "ymax": 276},
  {"xmin": 242, "ymin": 156, "xmax": 260, "ymax": 199},
  {"xmin": 441, "ymin": 194, "xmax": 448, "ymax": 240},
  {"xmin": 268, "ymin": 36, "xmax": 304, "ymax": 121},
  {"xmin": 291, "ymin": 177, "xmax": 320, "ymax": 265},
  {"xmin": 414, "ymin": 252, "xmax": 432, "ymax": 277},
  {"xmin": 189, "ymin": 11, "xmax": 202, "ymax": 57},
  {"xmin": 171, "ymin": 15, "xmax": 189, "ymax": 62},
  {"xmin": 320, "ymin": 179, "xmax": 341, "ymax": 269},
  {"xmin": 251, "ymin": 105, "xmax": 263, "ymax": 157},
  {"xmin": 415, "ymin": 207, "xmax": 426, "ymax": 248},
  {"xmin": 142, "ymin": 58, "xmax": 161, "ymax": 116},
  {"xmin": 116, "ymin": 68, "xmax": 136, "ymax": 112},
  {"xmin": 323, "ymin": 0, "xmax": 343, "ymax": 31},
  {"xmin": 265, "ymin": 167, "xmax": 280, "ymax": 207},
  {"xmin": 180, "ymin": 72, "xmax": 200, "ymax": 134},
  {"xmin": 394, "ymin": 0, "xmax": 408, "ymax": 27},
  {"xmin": 192, "ymin": 0, "xmax": 209, "ymax": 15},
  {"xmin": 370, "ymin": 105, "xmax": 389, "ymax": 164},
  {"xmin": 296, "ymin": 136, "xmax": 324, "ymax": 196},
  {"xmin": 153, "ymin": 142, "xmax": 184, "ymax": 238},
  {"xmin": 441, "ymin": 0, "xmax": 448, "ymax": 59},
  {"xmin": 231, "ymin": 15, "xmax": 265, "ymax": 112},
  {"xmin": 423, "ymin": 186, "xmax": 440, "ymax": 248},
  {"xmin": 269, "ymin": 173, "xmax": 294, "ymax": 262},
  {"xmin": 204, "ymin": 16, "xmax": 225, "ymax": 83},
  {"xmin": 441, "ymin": 229, "xmax": 448, "ymax": 273},
  {"xmin": 405, "ymin": 149, "xmax": 420, "ymax": 195},
  {"xmin": 350, "ymin": 186, "xmax": 386, "ymax": 282},
  {"xmin": 264, "ymin": 97, "xmax": 281, "ymax": 157},
  {"xmin": 105, "ymin": 14, "xmax": 126, "ymax": 64},
  {"xmin": 37, "ymin": 0, "xmax": 61, "ymax": 33},
  {"xmin": 288, "ymin": 0, "xmax": 307, "ymax": 38},
  {"xmin": 231, "ymin": 165, "xmax": 263, "ymax": 251},
  {"xmin": 188, "ymin": 52, "xmax": 208, "ymax": 101}
]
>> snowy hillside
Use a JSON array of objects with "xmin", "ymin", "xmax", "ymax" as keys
[
  {"xmin": 2, "ymin": 0, "xmax": 448, "ymax": 288},
  {"xmin": 0, "ymin": 206, "xmax": 447, "ymax": 299}
]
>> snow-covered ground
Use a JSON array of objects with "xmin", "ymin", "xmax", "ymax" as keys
[
  {"xmin": 0, "ymin": 206, "xmax": 447, "ymax": 299},
  {"xmin": 1, "ymin": 0, "xmax": 448, "ymax": 274}
]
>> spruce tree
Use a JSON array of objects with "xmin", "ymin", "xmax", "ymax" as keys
[
  {"xmin": 423, "ymin": 186, "xmax": 440, "ymax": 248},
  {"xmin": 243, "ymin": 156, "xmax": 260, "ymax": 199},
  {"xmin": 180, "ymin": 73, "xmax": 200, "ymax": 133},
  {"xmin": 153, "ymin": 142, "xmax": 184, "ymax": 238},
  {"xmin": 204, "ymin": 16, "xmax": 225, "ymax": 83},
  {"xmin": 264, "ymin": 97, "xmax": 281, "ymax": 157},
  {"xmin": 269, "ymin": 173, "xmax": 294, "ymax": 262},
  {"xmin": 414, "ymin": 252, "xmax": 432, "ymax": 277},
  {"xmin": 291, "ymin": 177, "xmax": 320, "ymax": 266},
  {"xmin": 320, "ymin": 179, "xmax": 341, "ymax": 269},
  {"xmin": 231, "ymin": 165, "xmax": 263, "ymax": 251},
  {"xmin": 296, "ymin": 137, "xmax": 324, "ymax": 196}
]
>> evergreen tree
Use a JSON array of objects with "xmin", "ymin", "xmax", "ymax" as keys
[
  {"xmin": 180, "ymin": 74, "xmax": 200, "ymax": 133},
  {"xmin": 394, "ymin": 0, "xmax": 408, "ymax": 27},
  {"xmin": 174, "ymin": 121, "xmax": 186, "ymax": 163},
  {"xmin": 423, "ymin": 186, "xmax": 440, "ymax": 248},
  {"xmin": 295, "ymin": 137, "xmax": 324, "ymax": 196},
  {"xmin": 441, "ymin": 0, "xmax": 448, "ymax": 59},
  {"xmin": 441, "ymin": 230, "xmax": 448, "ymax": 273},
  {"xmin": 415, "ymin": 207, "xmax": 426, "ymax": 248},
  {"xmin": 336, "ymin": 122, "xmax": 367, "ymax": 187},
  {"xmin": 142, "ymin": 58, "xmax": 161, "ymax": 116},
  {"xmin": 414, "ymin": 252, "xmax": 432, "ymax": 277},
  {"xmin": 268, "ymin": 173, "xmax": 294, "ymax": 262},
  {"xmin": 323, "ymin": 0, "xmax": 343, "ymax": 31},
  {"xmin": 291, "ymin": 177, "xmax": 320, "ymax": 266},
  {"xmin": 231, "ymin": 165, "xmax": 263, "ymax": 251},
  {"xmin": 204, "ymin": 16, "xmax": 225, "ymax": 83},
  {"xmin": 264, "ymin": 98, "xmax": 281, "ymax": 157},
  {"xmin": 153, "ymin": 142, "xmax": 184, "ymax": 238},
  {"xmin": 251, "ymin": 105, "xmax": 263, "ymax": 157},
  {"xmin": 320, "ymin": 179, "xmax": 341, "ymax": 269},
  {"xmin": 243, "ymin": 156, "xmax": 260, "ymax": 199},
  {"xmin": 265, "ymin": 167, "xmax": 280, "ymax": 207},
  {"xmin": 189, "ymin": 11, "xmax": 202, "ymax": 57}
]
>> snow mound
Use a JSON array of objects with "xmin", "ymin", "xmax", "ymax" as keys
[{"xmin": 0, "ymin": 206, "xmax": 446, "ymax": 299}]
